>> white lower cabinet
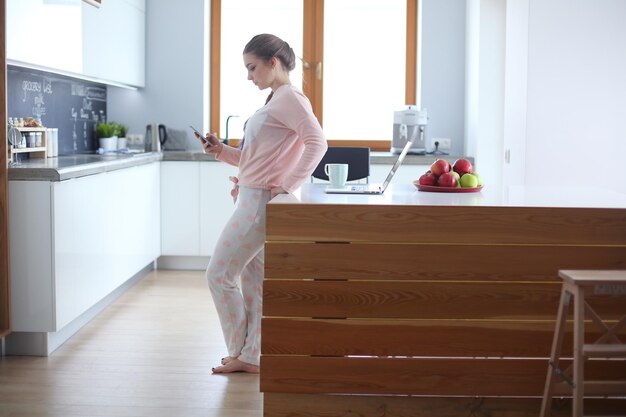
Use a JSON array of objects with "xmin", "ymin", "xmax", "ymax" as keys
[
  {"xmin": 161, "ymin": 161, "xmax": 237, "ymax": 257},
  {"xmin": 199, "ymin": 162, "xmax": 238, "ymax": 256},
  {"xmin": 160, "ymin": 162, "xmax": 201, "ymax": 255},
  {"xmin": 9, "ymin": 162, "xmax": 160, "ymax": 336},
  {"xmin": 370, "ymin": 163, "xmax": 429, "ymax": 186}
]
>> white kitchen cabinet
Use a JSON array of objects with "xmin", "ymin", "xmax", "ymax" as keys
[
  {"xmin": 7, "ymin": 0, "xmax": 146, "ymax": 87},
  {"xmin": 160, "ymin": 161, "xmax": 237, "ymax": 257},
  {"xmin": 8, "ymin": 162, "xmax": 160, "ymax": 352},
  {"xmin": 118, "ymin": 163, "xmax": 161, "ymax": 277},
  {"xmin": 82, "ymin": 0, "xmax": 146, "ymax": 87},
  {"xmin": 55, "ymin": 164, "xmax": 159, "ymax": 328},
  {"xmin": 8, "ymin": 181, "xmax": 56, "ymax": 332},
  {"xmin": 370, "ymin": 163, "xmax": 429, "ymax": 186},
  {"xmin": 160, "ymin": 162, "xmax": 201, "ymax": 256},
  {"xmin": 199, "ymin": 162, "xmax": 238, "ymax": 256},
  {"xmin": 7, "ymin": 0, "xmax": 83, "ymax": 74}
]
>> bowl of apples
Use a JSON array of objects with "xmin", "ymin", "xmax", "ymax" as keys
[{"xmin": 414, "ymin": 158, "xmax": 483, "ymax": 193}]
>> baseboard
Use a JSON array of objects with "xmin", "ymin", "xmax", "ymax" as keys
[
  {"xmin": 157, "ymin": 255, "xmax": 210, "ymax": 271},
  {"xmin": 5, "ymin": 262, "xmax": 154, "ymax": 357}
]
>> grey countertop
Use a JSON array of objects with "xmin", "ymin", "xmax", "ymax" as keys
[
  {"xmin": 162, "ymin": 150, "xmax": 468, "ymax": 165},
  {"xmin": 8, "ymin": 152, "xmax": 162, "ymax": 181},
  {"xmin": 8, "ymin": 150, "xmax": 471, "ymax": 181}
]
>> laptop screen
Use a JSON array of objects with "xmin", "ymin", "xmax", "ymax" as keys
[{"xmin": 381, "ymin": 139, "xmax": 413, "ymax": 191}]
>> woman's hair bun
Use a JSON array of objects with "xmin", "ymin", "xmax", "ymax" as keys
[{"xmin": 244, "ymin": 34, "xmax": 296, "ymax": 72}]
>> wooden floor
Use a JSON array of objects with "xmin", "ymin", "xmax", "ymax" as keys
[{"xmin": 0, "ymin": 270, "xmax": 262, "ymax": 417}]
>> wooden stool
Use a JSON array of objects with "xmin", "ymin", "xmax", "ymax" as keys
[{"xmin": 540, "ymin": 270, "xmax": 626, "ymax": 417}]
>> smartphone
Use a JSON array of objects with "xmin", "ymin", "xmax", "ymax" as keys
[{"xmin": 189, "ymin": 125, "xmax": 207, "ymax": 143}]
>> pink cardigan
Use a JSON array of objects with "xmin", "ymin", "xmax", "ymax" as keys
[{"xmin": 215, "ymin": 85, "xmax": 327, "ymax": 193}]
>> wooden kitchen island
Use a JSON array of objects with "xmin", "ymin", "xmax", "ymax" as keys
[{"xmin": 262, "ymin": 184, "xmax": 626, "ymax": 417}]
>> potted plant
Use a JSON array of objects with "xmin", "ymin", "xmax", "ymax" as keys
[
  {"xmin": 96, "ymin": 122, "xmax": 118, "ymax": 151},
  {"xmin": 96, "ymin": 121, "xmax": 129, "ymax": 151},
  {"xmin": 113, "ymin": 122, "xmax": 129, "ymax": 149}
]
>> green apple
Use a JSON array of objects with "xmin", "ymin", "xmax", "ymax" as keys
[
  {"xmin": 460, "ymin": 173, "xmax": 479, "ymax": 188},
  {"xmin": 472, "ymin": 172, "xmax": 483, "ymax": 186}
]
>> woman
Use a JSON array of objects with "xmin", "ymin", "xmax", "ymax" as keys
[{"xmin": 195, "ymin": 34, "xmax": 327, "ymax": 374}]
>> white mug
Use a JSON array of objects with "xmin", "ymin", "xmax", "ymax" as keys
[{"xmin": 325, "ymin": 163, "xmax": 349, "ymax": 187}]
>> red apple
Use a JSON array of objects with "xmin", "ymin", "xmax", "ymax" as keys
[
  {"xmin": 437, "ymin": 172, "xmax": 457, "ymax": 188},
  {"xmin": 430, "ymin": 159, "xmax": 451, "ymax": 176},
  {"xmin": 418, "ymin": 172, "xmax": 437, "ymax": 186},
  {"xmin": 452, "ymin": 158, "xmax": 473, "ymax": 176}
]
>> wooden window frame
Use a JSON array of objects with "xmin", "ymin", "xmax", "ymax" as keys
[{"xmin": 210, "ymin": 0, "xmax": 418, "ymax": 151}]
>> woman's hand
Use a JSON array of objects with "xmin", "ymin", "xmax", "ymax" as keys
[
  {"xmin": 270, "ymin": 186, "xmax": 287, "ymax": 199},
  {"xmin": 193, "ymin": 131, "xmax": 223, "ymax": 154},
  {"xmin": 229, "ymin": 176, "xmax": 239, "ymax": 204}
]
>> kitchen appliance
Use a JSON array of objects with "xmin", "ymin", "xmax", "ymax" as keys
[
  {"xmin": 145, "ymin": 123, "xmax": 168, "ymax": 152},
  {"xmin": 391, "ymin": 106, "xmax": 428, "ymax": 154}
]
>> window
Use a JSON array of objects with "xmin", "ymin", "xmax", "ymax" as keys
[{"xmin": 211, "ymin": 0, "xmax": 418, "ymax": 150}]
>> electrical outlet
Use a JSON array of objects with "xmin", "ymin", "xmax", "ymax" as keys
[
  {"xmin": 127, "ymin": 134, "xmax": 145, "ymax": 146},
  {"xmin": 434, "ymin": 138, "xmax": 451, "ymax": 151}
]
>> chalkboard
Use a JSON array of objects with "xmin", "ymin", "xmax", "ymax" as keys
[{"xmin": 7, "ymin": 65, "xmax": 107, "ymax": 155}]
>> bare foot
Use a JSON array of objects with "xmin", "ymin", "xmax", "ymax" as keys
[
  {"xmin": 221, "ymin": 356, "xmax": 236, "ymax": 365},
  {"xmin": 212, "ymin": 358, "xmax": 259, "ymax": 374}
]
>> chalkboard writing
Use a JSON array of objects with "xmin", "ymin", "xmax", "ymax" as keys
[{"xmin": 7, "ymin": 65, "xmax": 107, "ymax": 155}]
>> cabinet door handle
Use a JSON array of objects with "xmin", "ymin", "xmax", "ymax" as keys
[{"xmin": 316, "ymin": 61, "xmax": 323, "ymax": 80}]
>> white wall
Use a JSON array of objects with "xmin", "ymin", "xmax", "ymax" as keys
[
  {"xmin": 464, "ymin": 0, "xmax": 506, "ymax": 188},
  {"xmin": 107, "ymin": 0, "xmax": 207, "ymax": 151},
  {"xmin": 467, "ymin": 0, "xmax": 626, "ymax": 195},
  {"xmin": 421, "ymin": 0, "xmax": 467, "ymax": 156},
  {"xmin": 502, "ymin": 0, "xmax": 529, "ymax": 187},
  {"xmin": 524, "ymin": 0, "xmax": 626, "ymax": 193}
]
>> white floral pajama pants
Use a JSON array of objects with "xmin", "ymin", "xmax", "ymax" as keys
[{"xmin": 205, "ymin": 187, "xmax": 271, "ymax": 366}]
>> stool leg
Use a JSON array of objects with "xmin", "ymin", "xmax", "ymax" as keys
[
  {"xmin": 571, "ymin": 284, "xmax": 585, "ymax": 417},
  {"xmin": 540, "ymin": 287, "xmax": 571, "ymax": 417}
]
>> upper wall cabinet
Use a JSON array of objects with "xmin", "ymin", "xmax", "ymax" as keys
[
  {"xmin": 7, "ymin": 0, "xmax": 83, "ymax": 74},
  {"xmin": 7, "ymin": 0, "xmax": 146, "ymax": 88},
  {"xmin": 82, "ymin": 0, "xmax": 146, "ymax": 87}
]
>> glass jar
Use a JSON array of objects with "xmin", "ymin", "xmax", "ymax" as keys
[{"xmin": 27, "ymin": 132, "xmax": 37, "ymax": 147}]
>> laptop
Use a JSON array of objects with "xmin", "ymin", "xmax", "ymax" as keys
[{"xmin": 325, "ymin": 139, "xmax": 413, "ymax": 195}]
